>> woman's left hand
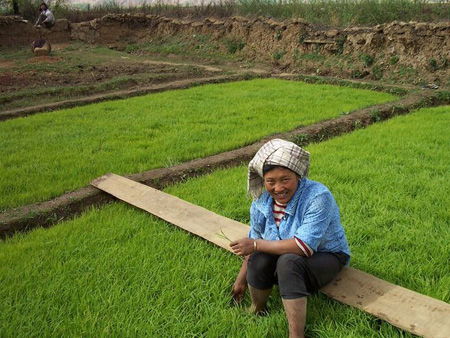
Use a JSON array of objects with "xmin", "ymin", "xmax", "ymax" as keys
[{"xmin": 230, "ymin": 238, "xmax": 255, "ymax": 256}]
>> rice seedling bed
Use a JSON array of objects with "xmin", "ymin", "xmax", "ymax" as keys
[
  {"xmin": 0, "ymin": 78, "xmax": 397, "ymax": 211},
  {"xmin": 1, "ymin": 106, "xmax": 448, "ymax": 337}
]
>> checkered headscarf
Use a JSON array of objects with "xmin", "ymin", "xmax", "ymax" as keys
[{"xmin": 248, "ymin": 139, "xmax": 310, "ymax": 200}]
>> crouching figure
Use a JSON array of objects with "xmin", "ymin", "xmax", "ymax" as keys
[
  {"xmin": 35, "ymin": 2, "xmax": 55, "ymax": 29},
  {"xmin": 230, "ymin": 138, "xmax": 350, "ymax": 338}
]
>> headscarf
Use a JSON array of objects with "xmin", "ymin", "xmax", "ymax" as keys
[{"xmin": 247, "ymin": 139, "xmax": 310, "ymax": 200}]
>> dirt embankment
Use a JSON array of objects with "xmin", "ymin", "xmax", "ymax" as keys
[{"xmin": 1, "ymin": 14, "xmax": 449, "ymax": 84}]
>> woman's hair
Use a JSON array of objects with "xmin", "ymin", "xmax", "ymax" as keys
[
  {"xmin": 262, "ymin": 164, "xmax": 297, "ymax": 176},
  {"xmin": 263, "ymin": 164, "xmax": 283, "ymax": 175},
  {"xmin": 40, "ymin": 2, "xmax": 48, "ymax": 10}
]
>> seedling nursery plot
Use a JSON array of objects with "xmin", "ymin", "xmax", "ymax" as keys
[
  {"xmin": 0, "ymin": 78, "xmax": 397, "ymax": 211},
  {"xmin": 1, "ymin": 105, "xmax": 449, "ymax": 337}
]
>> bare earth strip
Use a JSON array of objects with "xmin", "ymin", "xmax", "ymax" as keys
[{"xmin": 0, "ymin": 89, "xmax": 444, "ymax": 239}]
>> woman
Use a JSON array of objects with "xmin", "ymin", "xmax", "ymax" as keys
[
  {"xmin": 230, "ymin": 139, "xmax": 350, "ymax": 338},
  {"xmin": 35, "ymin": 2, "xmax": 55, "ymax": 28}
]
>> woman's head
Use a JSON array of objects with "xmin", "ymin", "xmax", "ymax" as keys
[
  {"xmin": 248, "ymin": 139, "xmax": 310, "ymax": 200},
  {"xmin": 40, "ymin": 2, "xmax": 48, "ymax": 11},
  {"xmin": 263, "ymin": 165, "xmax": 300, "ymax": 204}
]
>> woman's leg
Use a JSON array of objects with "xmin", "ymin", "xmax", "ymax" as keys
[
  {"xmin": 276, "ymin": 252, "xmax": 346, "ymax": 337},
  {"xmin": 282, "ymin": 297, "xmax": 307, "ymax": 338},
  {"xmin": 247, "ymin": 252, "xmax": 279, "ymax": 314},
  {"xmin": 249, "ymin": 285, "xmax": 273, "ymax": 314}
]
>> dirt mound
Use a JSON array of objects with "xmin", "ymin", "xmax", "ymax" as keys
[
  {"xmin": 68, "ymin": 14, "xmax": 449, "ymax": 85},
  {"xmin": 1, "ymin": 14, "xmax": 448, "ymax": 85}
]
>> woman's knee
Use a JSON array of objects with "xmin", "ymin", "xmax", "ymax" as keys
[
  {"xmin": 276, "ymin": 254, "xmax": 308, "ymax": 280},
  {"xmin": 247, "ymin": 252, "xmax": 278, "ymax": 289},
  {"xmin": 276, "ymin": 254, "xmax": 310, "ymax": 299},
  {"xmin": 248, "ymin": 252, "xmax": 278, "ymax": 275}
]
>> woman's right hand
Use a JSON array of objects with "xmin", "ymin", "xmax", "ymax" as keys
[{"xmin": 232, "ymin": 278, "xmax": 247, "ymax": 303}]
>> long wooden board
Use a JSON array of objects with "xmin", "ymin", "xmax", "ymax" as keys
[{"xmin": 91, "ymin": 173, "xmax": 450, "ymax": 338}]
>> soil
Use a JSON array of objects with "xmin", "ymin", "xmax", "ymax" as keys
[{"xmin": 0, "ymin": 50, "xmax": 225, "ymax": 93}]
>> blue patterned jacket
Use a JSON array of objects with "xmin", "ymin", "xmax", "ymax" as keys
[{"xmin": 249, "ymin": 178, "xmax": 351, "ymax": 259}]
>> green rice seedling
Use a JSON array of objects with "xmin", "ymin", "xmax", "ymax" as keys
[
  {"xmin": 2, "ymin": 106, "xmax": 448, "ymax": 337},
  {"xmin": 0, "ymin": 79, "xmax": 396, "ymax": 210}
]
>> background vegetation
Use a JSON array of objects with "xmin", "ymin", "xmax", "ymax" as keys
[
  {"xmin": 1, "ymin": 105, "xmax": 449, "ymax": 337},
  {"xmin": 1, "ymin": 0, "xmax": 449, "ymax": 27}
]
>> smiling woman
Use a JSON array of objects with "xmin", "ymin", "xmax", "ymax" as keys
[
  {"xmin": 230, "ymin": 139, "xmax": 350, "ymax": 338},
  {"xmin": 263, "ymin": 166, "xmax": 299, "ymax": 205}
]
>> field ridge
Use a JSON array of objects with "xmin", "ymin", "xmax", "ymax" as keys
[{"xmin": 0, "ymin": 88, "xmax": 441, "ymax": 239}]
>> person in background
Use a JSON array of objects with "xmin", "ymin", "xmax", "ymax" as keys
[
  {"xmin": 35, "ymin": 2, "xmax": 55, "ymax": 28},
  {"xmin": 230, "ymin": 138, "xmax": 350, "ymax": 338}
]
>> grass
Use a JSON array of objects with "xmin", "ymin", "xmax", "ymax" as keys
[
  {"xmin": 237, "ymin": 0, "xmax": 449, "ymax": 26},
  {"xmin": 0, "ymin": 79, "xmax": 397, "ymax": 211},
  {"xmin": 1, "ymin": 105, "xmax": 448, "ymax": 337},
  {"xmin": 135, "ymin": 35, "xmax": 225, "ymax": 60},
  {"xmin": 165, "ymin": 106, "xmax": 450, "ymax": 302}
]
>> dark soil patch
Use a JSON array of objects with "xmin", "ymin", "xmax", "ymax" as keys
[
  {"xmin": 1, "ymin": 61, "xmax": 215, "ymax": 95},
  {"xmin": 26, "ymin": 56, "xmax": 64, "ymax": 64}
]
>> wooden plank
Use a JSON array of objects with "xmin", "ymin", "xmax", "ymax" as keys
[
  {"xmin": 91, "ymin": 173, "xmax": 450, "ymax": 338},
  {"xmin": 321, "ymin": 268, "xmax": 450, "ymax": 338},
  {"xmin": 91, "ymin": 173, "xmax": 248, "ymax": 253}
]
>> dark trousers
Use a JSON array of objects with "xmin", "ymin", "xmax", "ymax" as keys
[
  {"xmin": 247, "ymin": 252, "xmax": 348, "ymax": 299},
  {"xmin": 37, "ymin": 14, "xmax": 54, "ymax": 28}
]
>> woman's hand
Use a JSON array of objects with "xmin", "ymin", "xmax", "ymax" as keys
[
  {"xmin": 230, "ymin": 237, "xmax": 255, "ymax": 256},
  {"xmin": 231, "ymin": 255, "xmax": 249, "ymax": 304},
  {"xmin": 232, "ymin": 277, "xmax": 247, "ymax": 303}
]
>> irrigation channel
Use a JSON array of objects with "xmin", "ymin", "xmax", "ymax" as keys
[{"xmin": 1, "ymin": 74, "xmax": 448, "ymax": 238}]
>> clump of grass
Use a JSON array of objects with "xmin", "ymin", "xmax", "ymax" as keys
[
  {"xmin": 0, "ymin": 79, "xmax": 397, "ymax": 211},
  {"xmin": 223, "ymin": 37, "xmax": 246, "ymax": 54},
  {"xmin": 273, "ymin": 49, "xmax": 286, "ymax": 61}
]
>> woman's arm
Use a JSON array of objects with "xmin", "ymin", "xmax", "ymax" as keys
[
  {"xmin": 230, "ymin": 237, "xmax": 304, "ymax": 256},
  {"xmin": 232, "ymin": 255, "xmax": 249, "ymax": 303}
]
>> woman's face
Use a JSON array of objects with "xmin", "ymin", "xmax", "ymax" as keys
[
  {"xmin": 40, "ymin": 4, "xmax": 46, "ymax": 10},
  {"xmin": 263, "ymin": 167, "xmax": 299, "ymax": 204}
]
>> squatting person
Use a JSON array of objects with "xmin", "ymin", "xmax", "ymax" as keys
[
  {"xmin": 230, "ymin": 138, "xmax": 350, "ymax": 338},
  {"xmin": 35, "ymin": 2, "xmax": 55, "ymax": 28}
]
